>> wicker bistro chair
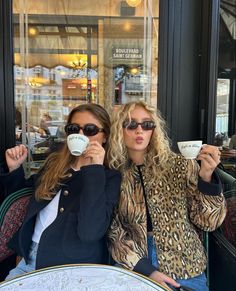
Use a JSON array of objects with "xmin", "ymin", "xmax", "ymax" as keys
[
  {"xmin": 0, "ymin": 188, "xmax": 33, "ymax": 263},
  {"xmin": 207, "ymin": 168, "xmax": 236, "ymax": 291},
  {"xmin": 208, "ymin": 189, "xmax": 236, "ymax": 291},
  {"xmin": 215, "ymin": 167, "xmax": 236, "ymax": 192},
  {"xmin": 220, "ymin": 189, "xmax": 236, "ymax": 248}
]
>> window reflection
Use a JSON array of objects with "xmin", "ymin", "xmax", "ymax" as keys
[
  {"xmin": 215, "ymin": 1, "xmax": 236, "ymax": 149},
  {"xmin": 215, "ymin": 79, "xmax": 230, "ymax": 147},
  {"xmin": 13, "ymin": 0, "xmax": 159, "ymax": 174}
]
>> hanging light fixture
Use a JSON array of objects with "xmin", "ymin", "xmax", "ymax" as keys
[
  {"xmin": 126, "ymin": 0, "xmax": 142, "ymax": 7},
  {"xmin": 28, "ymin": 26, "xmax": 39, "ymax": 38}
]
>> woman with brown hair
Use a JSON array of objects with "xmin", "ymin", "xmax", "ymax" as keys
[{"xmin": 0, "ymin": 103, "xmax": 121, "ymax": 279}]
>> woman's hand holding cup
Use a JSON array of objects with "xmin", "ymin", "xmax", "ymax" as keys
[
  {"xmin": 82, "ymin": 141, "xmax": 105, "ymax": 165},
  {"xmin": 197, "ymin": 144, "xmax": 221, "ymax": 182},
  {"xmin": 5, "ymin": 144, "xmax": 28, "ymax": 172},
  {"xmin": 177, "ymin": 141, "xmax": 221, "ymax": 182}
]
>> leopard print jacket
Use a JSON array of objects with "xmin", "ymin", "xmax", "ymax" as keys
[{"xmin": 108, "ymin": 154, "xmax": 227, "ymax": 280}]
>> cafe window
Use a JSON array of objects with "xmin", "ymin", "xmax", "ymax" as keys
[
  {"xmin": 13, "ymin": 0, "xmax": 159, "ymax": 174},
  {"xmin": 215, "ymin": 79, "xmax": 230, "ymax": 145},
  {"xmin": 214, "ymin": 1, "xmax": 236, "ymax": 148}
]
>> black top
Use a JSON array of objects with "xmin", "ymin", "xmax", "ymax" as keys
[
  {"xmin": 0, "ymin": 164, "xmax": 121, "ymax": 269},
  {"xmin": 137, "ymin": 165, "xmax": 153, "ymax": 232}
]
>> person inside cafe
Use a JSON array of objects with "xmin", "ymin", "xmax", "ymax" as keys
[
  {"xmin": 107, "ymin": 101, "xmax": 226, "ymax": 291},
  {"xmin": 27, "ymin": 113, "xmax": 52, "ymax": 137},
  {"xmin": 39, "ymin": 113, "xmax": 52, "ymax": 136},
  {"xmin": 15, "ymin": 109, "xmax": 49, "ymax": 147},
  {"xmin": 0, "ymin": 103, "xmax": 121, "ymax": 279},
  {"xmin": 229, "ymin": 133, "xmax": 236, "ymax": 150}
]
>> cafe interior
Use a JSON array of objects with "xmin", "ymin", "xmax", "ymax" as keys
[{"xmin": 0, "ymin": 0, "xmax": 235, "ymax": 290}]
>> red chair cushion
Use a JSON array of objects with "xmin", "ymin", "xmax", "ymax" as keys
[{"xmin": 0, "ymin": 195, "xmax": 30, "ymax": 262}]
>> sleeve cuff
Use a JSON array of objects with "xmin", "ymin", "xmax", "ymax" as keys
[
  {"xmin": 198, "ymin": 171, "xmax": 222, "ymax": 196},
  {"xmin": 0, "ymin": 162, "xmax": 9, "ymax": 174},
  {"xmin": 133, "ymin": 258, "xmax": 157, "ymax": 277},
  {"xmin": 0, "ymin": 165, "xmax": 26, "ymax": 194}
]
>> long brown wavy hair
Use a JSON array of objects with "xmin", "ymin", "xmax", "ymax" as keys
[
  {"xmin": 108, "ymin": 101, "xmax": 174, "ymax": 178},
  {"xmin": 35, "ymin": 103, "xmax": 110, "ymax": 200}
]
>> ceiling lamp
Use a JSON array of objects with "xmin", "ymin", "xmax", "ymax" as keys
[
  {"xmin": 28, "ymin": 26, "xmax": 39, "ymax": 37},
  {"xmin": 70, "ymin": 56, "xmax": 87, "ymax": 70},
  {"xmin": 126, "ymin": 0, "xmax": 142, "ymax": 7}
]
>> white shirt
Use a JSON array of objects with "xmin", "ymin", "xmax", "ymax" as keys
[{"xmin": 32, "ymin": 190, "xmax": 61, "ymax": 243}]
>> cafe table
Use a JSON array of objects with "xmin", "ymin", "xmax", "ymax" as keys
[{"xmin": 0, "ymin": 264, "xmax": 168, "ymax": 291}]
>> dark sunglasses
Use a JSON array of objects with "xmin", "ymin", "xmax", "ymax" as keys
[
  {"xmin": 65, "ymin": 123, "xmax": 104, "ymax": 136},
  {"xmin": 123, "ymin": 120, "xmax": 156, "ymax": 131}
]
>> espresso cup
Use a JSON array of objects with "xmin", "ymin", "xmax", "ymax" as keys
[
  {"xmin": 67, "ymin": 134, "xmax": 89, "ymax": 156},
  {"xmin": 177, "ymin": 140, "xmax": 202, "ymax": 159}
]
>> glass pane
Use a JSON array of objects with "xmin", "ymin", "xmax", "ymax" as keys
[
  {"xmin": 13, "ymin": 0, "xmax": 159, "ymax": 174},
  {"xmin": 215, "ymin": 78, "xmax": 230, "ymax": 147},
  {"xmin": 215, "ymin": 1, "xmax": 236, "ymax": 149}
]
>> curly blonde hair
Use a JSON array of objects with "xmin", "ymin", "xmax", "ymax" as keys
[{"xmin": 108, "ymin": 101, "xmax": 173, "ymax": 175}]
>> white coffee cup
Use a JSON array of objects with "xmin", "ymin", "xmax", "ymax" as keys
[
  {"xmin": 67, "ymin": 134, "xmax": 89, "ymax": 156},
  {"xmin": 177, "ymin": 140, "xmax": 202, "ymax": 159}
]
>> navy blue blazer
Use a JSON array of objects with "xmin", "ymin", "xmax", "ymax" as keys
[{"xmin": 0, "ymin": 164, "xmax": 121, "ymax": 269}]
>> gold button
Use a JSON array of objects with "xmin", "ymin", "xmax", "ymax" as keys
[
  {"xmin": 68, "ymin": 173, "xmax": 72, "ymax": 178},
  {"xmin": 59, "ymin": 207, "xmax": 64, "ymax": 213},
  {"xmin": 64, "ymin": 190, "xmax": 69, "ymax": 196}
]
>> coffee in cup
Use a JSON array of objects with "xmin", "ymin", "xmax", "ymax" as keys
[
  {"xmin": 177, "ymin": 140, "xmax": 202, "ymax": 159},
  {"xmin": 67, "ymin": 134, "xmax": 89, "ymax": 156}
]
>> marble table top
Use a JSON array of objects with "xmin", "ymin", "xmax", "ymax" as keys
[{"xmin": 0, "ymin": 264, "xmax": 168, "ymax": 291}]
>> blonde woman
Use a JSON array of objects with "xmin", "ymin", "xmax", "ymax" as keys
[
  {"xmin": 0, "ymin": 104, "xmax": 121, "ymax": 279},
  {"xmin": 108, "ymin": 101, "xmax": 226, "ymax": 291}
]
